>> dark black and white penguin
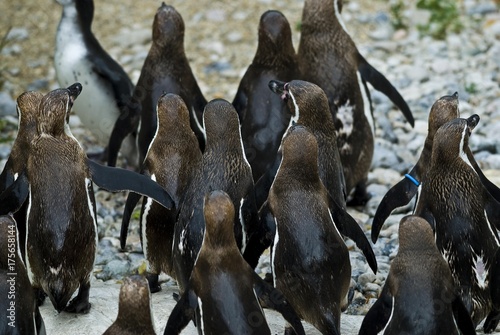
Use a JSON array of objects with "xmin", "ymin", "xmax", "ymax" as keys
[
  {"xmin": 120, "ymin": 93, "xmax": 202, "ymax": 292},
  {"xmin": 109, "ymin": 3, "xmax": 207, "ymax": 167},
  {"xmin": 172, "ymin": 99, "xmax": 261, "ymax": 292},
  {"xmin": 264, "ymin": 125, "xmax": 376, "ymax": 334},
  {"xmin": 297, "ymin": 0, "xmax": 414, "ymax": 205},
  {"xmin": 415, "ymin": 115, "xmax": 500, "ymax": 333},
  {"xmin": 232, "ymin": 9, "xmax": 298, "ymax": 182},
  {"xmin": 102, "ymin": 275, "xmax": 156, "ymax": 335},
  {"xmin": 54, "ymin": 0, "xmax": 137, "ymax": 166},
  {"xmin": 2, "ymin": 83, "xmax": 174, "ymax": 313},
  {"xmin": 164, "ymin": 190, "xmax": 305, "ymax": 335},
  {"xmin": 372, "ymin": 93, "xmax": 500, "ymax": 243},
  {"xmin": 359, "ymin": 215, "xmax": 476, "ymax": 335},
  {"xmin": 0, "ymin": 215, "xmax": 46, "ymax": 335}
]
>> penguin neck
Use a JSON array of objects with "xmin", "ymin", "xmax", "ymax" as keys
[{"xmin": 60, "ymin": 4, "xmax": 91, "ymax": 34}]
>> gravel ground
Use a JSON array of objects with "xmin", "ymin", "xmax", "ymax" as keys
[{"xmin": 1, "ymin": 0, "xmax": 500, "ymax": 334}]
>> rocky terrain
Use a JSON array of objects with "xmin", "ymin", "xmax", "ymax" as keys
[{"xmin": 1, "ymin": 0, "xmax": 500, "ymax": 334}]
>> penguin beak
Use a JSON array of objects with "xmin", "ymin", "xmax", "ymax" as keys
[
  {"xmin": 467, "ymin": 114, "xmax": 479, "ymax": 133},
  {"xmin": 67, "ymin": 82, "xmax": 82, "ymax": 107},
  {"xmin": 268, "ymin": 80, "xmax": 289, "ymax": 101}
]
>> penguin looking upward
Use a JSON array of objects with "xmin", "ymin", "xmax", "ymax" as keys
[
  {"xmin": 232, "ymin": 10, "xmax": 298, "ymax": 183},
  {"xmin": 54, "ymin": 0, "xmax": 137, "ymax": 167},
  {"xmin": 297, "ymin": 0, "xmax": 414, "ymax": 205}
]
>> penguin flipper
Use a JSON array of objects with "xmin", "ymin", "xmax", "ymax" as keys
[
  {"xmin": 485, "ymin": 195, "xmax": 500, "ymax": 231},
  {"xmin": 371, "ymin": 172, "xmax": 419, "ymax": 243},
  {"xmin": 120, "ymin": 192, "xmax": 142, "ymax": 250},
  {"xmin": 0, "ymin": 159, "xmax": 15, "ymax": 192},
  {"xmin": 243, "ymin": 200, "xmax": 276, "ymax": 269},
  {"xmin": 359, "ymin": 283, "xmax": 393, "ymax": 335},
  {"xmin": 107, "ymin": 106, "xmax": 140, "ymax": 167},
  {"xmin": 357, "ymin": 53, "xmax": 414, "ymax": 127},
  {"xmin": 252, "ymin": 272, "xmax": 306, "ymax": 335},
  {"xmin": 328, "ymin": 195, "xmax": 377, "ymax": 274},
  {"xmin": 484, "ymin": 248, "xmax": 500, "ymax": 333},
  {"xmin": 0, "ymin": 169, "xmax": 29, "ymax": 216},
  {"xmin": 87, "ymin": 159, "xmax": 174, "ymax": 210},
  {"xmin": 452, "ymin": 295, "xmax": 477, "ymax": 335},
  {"xmin": 163, "ymin": 289, "xmax": 198, "ymax": 335}
]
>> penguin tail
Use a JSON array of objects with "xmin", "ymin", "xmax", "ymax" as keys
[{"xmin": 44, "ymin": 278, "xmax": 73, "ymax": 312}]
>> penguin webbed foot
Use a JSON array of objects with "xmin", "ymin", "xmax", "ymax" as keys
[
  {"xmin": 346, "ymin": 182, "xmax": 371, "ymax": 207},
  {"xmin": 64, "ymin": 282, "xmax": 91, "ymax": 314},
  {"xmin": 146, "ymin": 272, "xmax": 161, "ymax": 293},
  {"xmin": 484, "ymin": 310, "xmax": 500, "ymax": 333},
  {"xmin": 35, "ymin": 288, "xmax": 47, "ymax": 307}
]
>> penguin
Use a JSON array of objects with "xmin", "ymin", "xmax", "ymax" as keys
[
  {"xmin": 297, "ymin": 0, "xmax": 414, "ymax": 205},
  {"xmin": 109, "ymin": 3, "xmax": 207, "ymax": 168},
  {"xmin": 0, "ymin": 215, "xmax": 46, "ymax": 335},
  {"xmin": 267, "ymin": 79, "xmax": 347, "ymax": 208},
  {"xmin": 232, "ymin": 9, "xmax": 298, "ymax": 182},
  {"xmin": 359, "ymin": 215, "xmax": 476, "ymax": 335},
  {"xmin": 1, "ymin": 83, "xmax": 175, "ymax": 313},
  {"xmin": 54, "ymin": 0, "xmax": 137, "ymax": 166},
  {"xmin": 172, "ymin": 99, "xmax": 261, "ymax": 293},
  {"xmin": 414, "ymin": 115, "xmax": 500, "ymax": 333},
  {"xmin": 264, "ymin": 125, "xmax": 376, "ymax": 334},
  {"xmin": 102, "ymin": 275, "xmax": 156, "ymax": 335},
  {"xmin": 120, "ymin": 93, "xmax": 202, "ymax": 292},
  {"xmin": 0, "ymin": 91, "xmax": 43, "ymax": 260},
  {"xmin": 164, "ymin": 190, "xmax": 305, "ymax": 335},
  {"xmin": 372, "ymin": 93, "xmax": 500, "ymax": 243}
]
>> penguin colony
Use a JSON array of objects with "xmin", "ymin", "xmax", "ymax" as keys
[{"xmin": 0, "ymin": 0, "xmax": 499, "ymax": 334}]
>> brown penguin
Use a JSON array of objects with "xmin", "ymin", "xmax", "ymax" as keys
[
  {"xmin": 1, "ymin": 215, "xmax": 46, "ymax": 335},
  {"xmin": 265, "ymin": 125, "xmax": 376, "ymax": 334},
  {"xmin": 0, "ymin": 91, "xmax": 43, "ymax": 260},
  {"xmin": 359, "ymin": 215, "xmax": 476, "ymax": 335},
  {"xmin": 164, "ymin": 190, "xmax": 305, "ymax": 335},
  {"xmin": 3, "ymin": 83, "xmax": 174, "ymax": 313},
  {"xmin": 232, "ymin": 9, "xmax": 298, "ymax": 182},
  {"xmin": 107, "ymin": 3, "xmax": 207, "ymax": 167},
  {"xmin": 297, "ymin": 0, "xmax": 414, "ymax": 205},
  {"xmin": 372, "ymin": 93, "xmax": 500, "ymax": 242},
  {"xmin": 120, "ymin": 93, "xmax": 202, "ymax": 292},
  {"xmin": 415, "ymin": 115, "xmax": 500, "ymax": 333},
  {"xmin": 172, "ymin": 99, "xmax": 261, "ymax": 292},
  {"xmin": 103, "ymin": 275, "xmax": 156, "ymax": 335}
]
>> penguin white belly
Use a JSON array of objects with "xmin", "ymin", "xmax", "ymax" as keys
[{"xmin": 55, "ymin": 42, "xmax": 120, "ymax": 146}]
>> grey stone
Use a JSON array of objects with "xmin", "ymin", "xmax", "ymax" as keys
[
  {"xmin": 7, "ymin": 27, "xmax": 29, "ymax": 41},
  {"xmin": 0, "ymin": 92, "xmax": 16, "ymax": 117}
]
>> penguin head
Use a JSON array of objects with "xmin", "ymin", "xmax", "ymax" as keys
[
  {"xmin": 202, "ymin": 99, "xmax": 241, "ymax": 150},
  {"xmin": 202, "ymin": 190, "xmax": 237, "ymax": 249},
  {"xmin": 279, "ymin": 124, "xmax": 320, "ymax": 177},
  {"xmin": 152, "ymin": 3, "xmax": 184, "ymax": 48},
  {"xmin": 398, "ymin": 215, "xmax": 436, "ymax": 253},
  {"xmin": 16, "ymin": 91, "xmax": 44, "ymax": 128},
  {"xmin": 115, "ymin": 275, "xmax": 153, "ymax": 324},
  {"xmin": 256, "ymin": 10, "xmax": 295, "ymax": 61},
  {"xmin": 428, "ymin": 92, "xmax": 460, "ymax": 138},
  {"xmin": 37, "ymin": 83, "xmax": 82, "ymax": 136},
  {"xmin": 432, "ymin": 114, "xmax": 480, "ymax": 165},
  {"xmin": 156, "ymin": 93, "xmax": 191, "ymax": 131}
]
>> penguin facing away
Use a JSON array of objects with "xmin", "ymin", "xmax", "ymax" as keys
[
  {"xmin": 1, "ymin": 83, "xmax": 174, "ymax": 313},
  {"xmin": 359, "ymin": 215, "xmax": 476, "ymax": 335},
  {"xmin": 414, "ymin": 115, "xmax": 500, "ymax": 333},
  {"xmin": 164, "ymin": 190, "xmax": 305, "ymax": 335},
  {"xmin": 102, "ymin": 275, "xmax": 156, "ymax": 335},
  {"xmin": 264, "ymin": 124, "xmax": 376, "ymax": 335},
  {"xmin": 54, "ymin": 0, "xmax": 137, "ymax": 166},
  {"xmin": 108, "ymin": 3, "xmax": 207, "ymax": 168},
  {"xmin": 0, "ymin": 215, "xmax": 46, "ymax": 335},
  {"xmin": 172, "ymin": 98, "xmax": 261, "ymax": 293},
  {"xmin": 120, "ymin": 93, "xmax": 202, "ymax": 292},
  {"xmin": 297, "ymin": 0, "xmax": 414, "ymax": 205},
  {"xmin": 232, "ymin": 9, "xmax": 298, "ymax": 182}
]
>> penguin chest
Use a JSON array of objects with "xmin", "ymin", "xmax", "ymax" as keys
[{"xmin": 55, "ymin": 41, "xmax": 121, "ymax": 146}]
